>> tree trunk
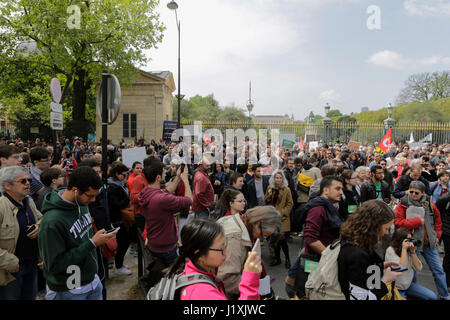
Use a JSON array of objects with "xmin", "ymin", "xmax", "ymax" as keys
[{"xmin": 72, "ymin": 68, "xmax": 89, "ymax": 140}]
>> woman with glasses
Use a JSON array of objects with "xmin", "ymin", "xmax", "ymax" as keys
[
  {"xmin": 165, "ymin": 218, "xmax": 262, "ymax": 300},
  {"xmin": 219, "ymin": 189, "xmax": 246, "ymax": 217}
]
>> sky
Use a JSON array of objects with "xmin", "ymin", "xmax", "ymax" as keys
[{"xmin": 144, "ymin": 0, "xmax": 450, "ymax": 120}]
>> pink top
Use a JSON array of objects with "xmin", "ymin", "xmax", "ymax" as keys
[{"xmin": 179, "ymin": 260, "xmax": 260, "ymax": 300}]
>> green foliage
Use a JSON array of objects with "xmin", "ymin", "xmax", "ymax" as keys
[
  {"xmin": 173, "ymin": 94, "xmax": 248, "ymax": 122},
  {"xmin": 0, "ymin": 0, "xmax": 164, "ymax": 138},
  {"xmin": 352, "ymin": 98, "xmax": 450, "ymax": 122}
]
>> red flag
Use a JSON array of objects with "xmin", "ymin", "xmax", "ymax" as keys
[{"xmin": 376, "ymin": 128, "xmax": 391, "ymax": 155}]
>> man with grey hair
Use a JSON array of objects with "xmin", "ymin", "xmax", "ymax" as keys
[
  {"xmin": 0, "ymin": 166, "xmax": 42, "ymax": 300},
  {"xmin": 395, "ymin": 180, "xmax": 450, "ymax": 300}
]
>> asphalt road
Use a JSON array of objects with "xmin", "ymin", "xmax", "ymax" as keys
[{"xmin": 261, "ymin": 234, "xmax": 447, "ymax": 300}]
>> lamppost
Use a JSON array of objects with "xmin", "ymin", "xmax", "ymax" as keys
[
  {"xmin": 384, "ymin": 103, "xmax": 396, "ymax": 137},
  {"xmin": 167, "ymin": 1, "xmax": 184, "ymax": 127},
  {"xmin": 246, "ymin": 81, "xmax": 254, "ymax": 119},
  {"xmin": 322, "ymin": 102, "xmax": 332, "ymax": 144}
]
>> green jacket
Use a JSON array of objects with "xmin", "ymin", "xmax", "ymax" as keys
[{"xmin": 38, "ymin": 188, "xmax": 97, "ymax": 292}]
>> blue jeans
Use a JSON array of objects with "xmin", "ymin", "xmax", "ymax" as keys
[
  {"xmin": 194, "ymin": 211, "xmax": 209, "ymax": 218},
  {"xmin": 421, "ymin": 245, "xmax": 449, "ymax": 298},
  {"xmin": 53, "ymin": 282, "xmax": 103, "ymax": 300},
  {"xmin": 0, "ymin": 261, "xmax": 38, "ymax": 300},
  {"xmin": 398, "ymin": 272, "xmax": 438, "ymax": 300},
  {"xmin": 149, "ymin": 247, "xmax": 178, "ymax": 268}
]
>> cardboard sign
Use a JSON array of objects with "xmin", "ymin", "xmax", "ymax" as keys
[
  {"xmin": 282, "ymin": 139, "xmax": 295, "ymax": 150},
  {"xmin": 347, "ymin": 141, "xmax": 361, "ymax": 151},
  {"xmin": 121, "ymin": 147, "xmax": 147, "ymax": 169}
]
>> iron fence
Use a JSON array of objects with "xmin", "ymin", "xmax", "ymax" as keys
[{"xmin": 180, "ymin": 120, "xmax": 450, "ymax": 145}]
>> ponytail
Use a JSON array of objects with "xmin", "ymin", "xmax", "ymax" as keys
[{"xmin": 219, "ymin": 189, "xmax": 240, "ymax": 212}]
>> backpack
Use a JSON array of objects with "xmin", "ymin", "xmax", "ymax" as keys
[
  {"xmin": 304, "ymin": 239, "xmax": 346, "ymax": 300},
  {"xmin": 146, "ymin": 272, "xmax": 219, "ymax": 300},
  {"xmin": 297, "ymin": 173, "xmax": 315, "ymax": 193}
]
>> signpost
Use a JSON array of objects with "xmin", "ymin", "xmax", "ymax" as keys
[
  {"xmin": 163, "ymin": 120, "xmax": 179, "ymax": 143},
  {"xmin": 98, "ymin": 72, "xmax": 121, "ymax": 183}
]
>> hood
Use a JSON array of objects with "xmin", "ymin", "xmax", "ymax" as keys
[
  {"xmin": 138, "ymin": 186, "xmax": 159, "ymax": 207},
  {"xmin": 40, "ymin": 187, "xmax": 79, "ymax": 215}
]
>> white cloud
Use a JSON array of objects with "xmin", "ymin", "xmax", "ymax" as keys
[
  {"xmin": 320, "ymin": 89, "xmax": 343, "ymax": 102},
  {"xmin": 404, "ymin": 0, "xmax": 450, "ymax": 16},
  {"xmin": 367, "ymin": 50, "xmax": 450, "ymax": 69}
]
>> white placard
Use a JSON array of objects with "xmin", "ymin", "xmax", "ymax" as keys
[
  {"xmin": 50, "ymin": 112, "xmax": 63, "ymax": 121},
  {"xmin": 121, "ymin": 147, "xmax": 147, "ymax": 169},
  {"xmin": 51, "ymin": 102, "xmax": 63, "ymax": 113},
  {"xmin": 309, "ymin": 141, "xmax": 319, "ymax": 151}
]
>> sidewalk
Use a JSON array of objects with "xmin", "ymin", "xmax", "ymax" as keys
[{"xmin": 105, "ymin": 248, "xmax": 144, "ymax": 300}]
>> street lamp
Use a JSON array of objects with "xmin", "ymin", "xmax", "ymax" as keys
[
  {"xmin": 167, "ymin": 1, "xmax": 182, "ymax": 126},
  {"xmin": 322, "ymin": 103, "xmax": 332, "ymax": 143},
  {"xmin": 246, "ymin": 81, "xmax": 254, "ymax": 119},
  {"xmin": 384, "ymin": 103, "xmax": 396, "ymax": 135}
]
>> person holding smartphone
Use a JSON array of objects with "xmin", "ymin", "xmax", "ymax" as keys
[
  {"xmin": 0, "ymin": 166, "xmax": 42, "ymax": 300},
  {"xmin": 385, "ymin": 228, "xmax": 437, "ymax": 300}
]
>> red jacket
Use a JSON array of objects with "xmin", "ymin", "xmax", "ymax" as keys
[
  {"xmin": 394, "ymin": 200, "xmax": 442, "ymax": 240},
  {"xmin": 130, "ymin": 173, "xmax": 148, "ymax": 216},
  {"xmin": 192, "ymin": 168, "xmax": 214, "ymax": 212}
]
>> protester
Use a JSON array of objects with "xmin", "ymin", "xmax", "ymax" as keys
[
  {"xmin": 265, "ymin": 170, "xmax": 293, "ymax": 268},
  {"xmin": 165, "ymin": 218, "xmax": 261, "ymax": 300},
  {"xmin": 35, "ymin": 167, "xmax": 65, "ymax": 211},
  {"xmin": 126, "ymin": 161, "xmax": 143, "ymax": 191},
  {"xmin": 0, "ymin": 145, "xmax": 22, "ymax": 169},
  {"xmin": 338, "ymin": 200, "xmax": 401, "ymax": 300},
  {"xmin": 360, "ymin": 165, "xmax": 391, "ymax": 204},
  {"xmin": 38, "ymin": 166, "xmax": 116, "ymax": 300},
  {"xmin": 106, "ymin": 162, "xmax": 133, "ymax": 276},
  {"xmin": 244, "ymin": 164, "xmax": 269, "ymax": 209},
  {"xmin": 436, "ymin": 193, "xmax": 450, "ymax": 289},
  {"xmin": 192, "ymin": 154, "xmax": 215, "ymax": 218},
  {"xmin": 429, "ymin": 171, "xmax": 450, "ymax": 204},
  {"xmin": 216, "ymin": 206, "xmax": 281, "ymax": 299},
  {"xmin": 354, "ymin": 166, "xmax": 370, "ymax": 197},
  {"xmin": 139, "ymin": 160, "xmax": 192, "ymax": 268},
  {"xmin": 394, "ymin": 180, "xmax": 450, "ymax": 299},
  {"xmin": 29, "ymin": 147, "xmax": 52, "ymax": 202},
  {"xmin": 393, "ymin": 163, "xmax": 431, "ymax": 199},
  {"xmin": 0, "ymin": 166, "xmax": 42, "ymax": 300},
  {"xmin": 219, "ymin": 189, "xmax": 245, "ymax": 217},
  {"xmin": 384, "ymin": 228, "xmax": 437, "ymax": 300},
  {"xmin": 339, "ymin": 169, "xmax": 360, "ymax": 219}
]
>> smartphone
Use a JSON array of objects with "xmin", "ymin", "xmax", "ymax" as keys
[
  {"xmin": 391, "ymin": 265, "xmax": 408, "ymax": 272},
  {"xmin": 26, "ymin": 224, "xmax": 36, "ymax": 234},
  {"xmin": 105, "ymin": 227, "xmax": 120, "ymax": 234},
  {"xmin": 252, "ymin": 238, "xmax": 261, "ymax": 256}
]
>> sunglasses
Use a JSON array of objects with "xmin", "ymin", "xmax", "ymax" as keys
[
  {"xmin": 16, "ymin": 178, "xmax": 32, "ymax": 185},
  {"xmin": 409, "ymin": 190, "xmax": 422, "ymax": 196}
]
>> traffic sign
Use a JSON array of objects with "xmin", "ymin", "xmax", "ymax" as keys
[
  {"xmin": 50, "ymin": 78, "xmax": 62, "ymax": 103},
  {"xmin": 50, "ymin": 119, "xmax": 63, "ymax": 130},
  {"xmin": 50, "ymin": 102, "xmax": 63, "ymax": 113},
  {"xmin": 96, "ymin": 74, "xmax": 121, "ymax": 125}
]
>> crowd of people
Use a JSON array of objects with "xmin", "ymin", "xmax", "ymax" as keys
[{"xmin": 0, "ymin": 134, "xmax": 449, "ymax": 300}]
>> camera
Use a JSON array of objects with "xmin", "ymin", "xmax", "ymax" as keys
[{"xmin": 406, "ymin": 238, "xmax": 422, "ymax": 247}]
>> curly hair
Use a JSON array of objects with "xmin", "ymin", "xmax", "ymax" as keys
[{"xmin": 339, "ymin": 200, "xmax": 395, "ymax": 253}]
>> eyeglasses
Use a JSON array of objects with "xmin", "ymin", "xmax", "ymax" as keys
[
  {"xmin": 15, "ymin": 178, "xmax": 32, "ymax": 185},
  {"xmin": 234, "ymin": 199, "xmax": 245, "ymax": 203},
  {"xmin": 39, "ymin": 158, "xmax": 51, "ymax": 162},
  {"xmin": 409, "ymin": 190, "xmax": 421, "ymax": 196},
  {"xmin": 82, "ymin": 192, "xmax": 97, "ymax": 200},
  {"xmin": 208, "ymin": 238, "xmax": 228, "ymax": 255}
]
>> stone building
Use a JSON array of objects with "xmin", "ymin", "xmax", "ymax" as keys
[{"xmin": 96, "ymin": 70, "xmax": 175, "ymax": 144}]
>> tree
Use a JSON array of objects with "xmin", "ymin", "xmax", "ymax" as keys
[
  {"xmin": 216, "ymin": 106, "xmax": 248, "ymax": 121},
  {"xmin": 0, "ymin": 0, "xmax": 164, "ymax": 139},
  {"xmin": 328, "ymin": 109, "xmax": 343, "ymax": 118},
  {"xmin": 396, "ymin": 71, "xmax": 450, "ymax": 105}
]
